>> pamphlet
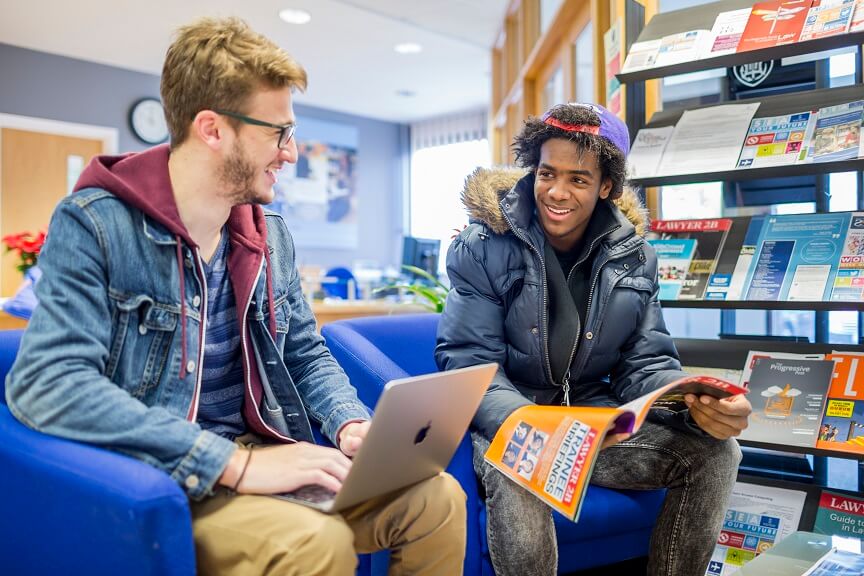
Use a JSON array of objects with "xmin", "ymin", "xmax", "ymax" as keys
[
  {"xmin": 740, "ymin": 357, "xmax": 835, "ymax": 447},
  {"xmin": 706, "ymin": 8, "xmax": 753, "ymax": 57},
  {"xmin": 743, "ymin": 212, "xmax": 851, "ymax": 301},
  {"xmin": 799, "ymin": 0, "xmax": 856, "ymax": 41},
  {"xmin": 852, "ymin": 0, "xmax": 864, "ymax": 31},
  {"xmin": 737, "ymin": 111, "xmax": 818, "ymax": 168},
  {"xmin": 815, "ymin": 352, "xmax": 864, "ymax": 454},
  {"xmin": 627, "ymin": 126, "xmax": 674, "ymax": 179},
  {"xmin": 485, "ymin": 375, "xmax": 747, "ymax": 521},
  {"xmin": 737, "ymin": 0, "xmax": 813, "ymax": 52},
  {"xmin": 704, "ymin": 481, "xmax": 807, "ymax": 576},
  {"xmin": 814, "ymin": 490, "xmax": 864, "ymax": 539},
  {"xmin": 830, "ymin": 212, "xmax": 864, "ymax": 301},
  {"xmin": 648, "ymin": 238, "xmax": 697, "ymax": 299},
  {"xmin": 809, "ymin": 100, "xmax": 864, "ymax": 163},
  {"xmin": 621, "ymin": 39, "xmax": 661, "ymax": 73},
  {"xmin": 718, "ymin": 216, "xmax": 766, "ymax": 301},
  {"xmin": 656, "ymin": 103, "xmax": 761, "ymax": 175},
  {"xmin": 802, "ymin": 548, "xmax": 864, "ymax": 575},
  {"xmin": 654, "ymin": 30, "xmax": 711, "ymax": 67}
]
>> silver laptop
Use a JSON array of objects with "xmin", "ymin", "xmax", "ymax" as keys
[{"xmin": 274, "ymin": 362, "xmax": 496, "ymax": 513}]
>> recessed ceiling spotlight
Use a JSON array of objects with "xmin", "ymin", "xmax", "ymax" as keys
[
  {"xmin": 278, "ymin": 8, "xmax": 311, "ymax": 24},
  {"xmin": 394, "ymin": 43, "xmax": 423, "ymax": 54},
  {"xmin": 396, "ymin": 89, "xmax": 416, "ymax": 98}
]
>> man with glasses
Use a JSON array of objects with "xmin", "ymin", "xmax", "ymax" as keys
[{"xmin": 6, "ymin": 17, "xmax": 466, "ymax": 575}]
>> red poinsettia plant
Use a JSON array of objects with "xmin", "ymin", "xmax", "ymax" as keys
[{"xmin": 2, "ymin": 230, "xmax": 46, "ymax": 274}]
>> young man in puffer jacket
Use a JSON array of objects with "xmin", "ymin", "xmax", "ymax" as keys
[{"xmin": 436, "ymin": 102, "xmax": 751, "ymax": 576}]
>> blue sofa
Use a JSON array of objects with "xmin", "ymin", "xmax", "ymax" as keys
[{"xmin": 322, "ymin": 313, "xmax": 666, "ymax": 575}]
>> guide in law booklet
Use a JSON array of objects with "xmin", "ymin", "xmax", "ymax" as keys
[
  {"xmin": 484, "ymin": 375, "xmax": 747, "ymax": 521},
  {"xmin": 814, "ymin": 490, "xmax": 864, "ymax": 539}
]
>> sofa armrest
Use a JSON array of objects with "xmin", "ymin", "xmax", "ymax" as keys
[{"xmin": 0, "ymin": 404, "xmax": 195, "ymax": 576}]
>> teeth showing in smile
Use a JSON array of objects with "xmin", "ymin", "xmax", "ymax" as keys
[{"xmin": 547, "ymin": 206, "xmax": 572, "ymax": 215}]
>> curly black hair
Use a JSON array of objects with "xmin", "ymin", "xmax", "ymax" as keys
[{"xmin": 512, "ymin": 104, "xmax": 627, "ymax": 199}]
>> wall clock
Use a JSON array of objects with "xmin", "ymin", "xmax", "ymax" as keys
[{"xmin": 129, "ymin": 98, "xmax": 169, "ymax": 145}]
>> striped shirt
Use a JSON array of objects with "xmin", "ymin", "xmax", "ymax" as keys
[{"xmin": 196, "ymin": 230, "xmax": 246, "ymax": 439}]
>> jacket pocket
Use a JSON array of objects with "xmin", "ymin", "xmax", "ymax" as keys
[{"xmin": 108, "ymin": 294, "xmax": 178, "ymax": 399}]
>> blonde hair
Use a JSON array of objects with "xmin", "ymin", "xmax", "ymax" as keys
[{"xmin": 161, "ymin": 17, "xmax": 307, "ymax": 147}]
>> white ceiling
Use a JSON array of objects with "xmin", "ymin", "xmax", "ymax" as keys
[{"xmin": 0, "ymin": 0, "xmax": 511, "ymax": 123}]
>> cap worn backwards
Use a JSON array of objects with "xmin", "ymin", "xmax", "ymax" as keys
[{"xmin": 541, "ymin": 102, "xmax": 630, "ymax": 156}]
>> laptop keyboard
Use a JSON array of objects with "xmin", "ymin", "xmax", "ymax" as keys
[{"xmin": 278, "ymin": 484, "xmax": 337, "ymax": 504}]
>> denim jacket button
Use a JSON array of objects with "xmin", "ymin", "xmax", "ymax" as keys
[
  {"xmin": 184, "ymin": 475, "xmax": 200, "ymax": 489},
  {"xmin": 138, "ymin": 324, "xmax": 147, "ymax": 335},
  {"xmin": 585, "ymin": 331, "xmax": 594, "ymax": 340},
  {"xmin": 192, "ymin": 295, "xmax": 201, "ymax": 308},
  {"xmin": 186, "ymin": 360, "xmax": 196, "ymax": 373}
]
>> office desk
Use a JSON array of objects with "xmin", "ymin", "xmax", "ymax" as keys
[{"xmin": 311, "ymin": 300, "xmax": 428, "ymax": 329}]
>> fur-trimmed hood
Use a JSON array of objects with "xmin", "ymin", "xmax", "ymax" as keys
[{"xmin": 460, "ymin": 167, "xmax": 648, "ymax": 237}]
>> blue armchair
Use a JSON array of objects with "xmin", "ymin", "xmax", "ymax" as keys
[{"xmin": 322, "ymin": 314, "xmax": 666, "ymax": 575}]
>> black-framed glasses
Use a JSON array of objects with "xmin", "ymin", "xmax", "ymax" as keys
[{"xmin": 214, "ymin": 109, "xmax": 296, "ymax": 149}]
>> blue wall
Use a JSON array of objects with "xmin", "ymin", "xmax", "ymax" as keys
[{"xmin": 0, "ymin": 42, "xmax": 407, "ymax": 269}]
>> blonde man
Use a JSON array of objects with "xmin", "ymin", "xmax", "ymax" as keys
[{"xmin": 6, "ymin": 17, "xmax": 466, "ymax": 575}]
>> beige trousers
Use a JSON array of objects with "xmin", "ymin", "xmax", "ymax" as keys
[{"xmin": 190, "ymin": 472, "xmax": 467, "ymax": 576}]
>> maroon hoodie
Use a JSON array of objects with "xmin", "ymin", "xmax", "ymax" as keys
[{"xmin": 74, "ymin": 144, "xmax": 290, "ymax": 442}]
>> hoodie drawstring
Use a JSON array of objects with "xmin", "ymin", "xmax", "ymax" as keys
[
  {"xmin": 263, "ymin": 248, "xmax": 277, "ymax": 340},
  {"xmin": 176, "ymin": 238, "xmax": 189, "ymax": 380}
]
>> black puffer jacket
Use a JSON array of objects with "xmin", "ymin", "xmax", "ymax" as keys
[{"xmin": 435, "ymin": 168, "xmax": 689, "ymax": 440}]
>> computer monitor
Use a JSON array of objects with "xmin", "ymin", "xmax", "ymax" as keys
[{"xmin": 402, "ymin": 236, "xmax": 440, "ymax": 279}]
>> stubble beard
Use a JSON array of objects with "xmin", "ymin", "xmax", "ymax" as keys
[{"xmin": 218, "ymin": 140, "xmax": 264, "ymax": 206}]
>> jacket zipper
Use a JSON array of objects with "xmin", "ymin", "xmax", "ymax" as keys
[{"xmin": 186, "ymin": 247, "xmax": 209, "ymax": 422}]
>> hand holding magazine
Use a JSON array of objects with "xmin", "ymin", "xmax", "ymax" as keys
[{"xmin": 484, "ymin": 375, "xmax": 747, "ymax": 521}]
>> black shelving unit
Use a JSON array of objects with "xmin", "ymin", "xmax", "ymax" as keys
[
  {"xmin": 662, "ymin": 300, "xmax": 864, "ymax": 311},
  {"xmin": 616, "ymin": 0, "xmax": 864, "ymax": 83}
]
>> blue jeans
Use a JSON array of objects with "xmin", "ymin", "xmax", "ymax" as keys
[{"xmin": 472, "ymin": 421, "xmax": 742, "ymax": 576}]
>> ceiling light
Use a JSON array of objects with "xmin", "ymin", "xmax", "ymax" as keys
[
  {"xmin": 394, "ymin": 43, "xmax": 423, "ymax": 54},
  {"xmin": 278, "ymin": 9, "xmax": 311, "ymax": 24}
]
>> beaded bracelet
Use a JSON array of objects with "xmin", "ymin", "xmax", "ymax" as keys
[{"xmin": 231, "ymin": 445, "xmax": 254, "ymax": 493}]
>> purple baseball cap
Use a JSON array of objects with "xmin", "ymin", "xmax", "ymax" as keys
[{"xmin": 540, "ymin": 102, "xmax": 630, "ymax": 156}]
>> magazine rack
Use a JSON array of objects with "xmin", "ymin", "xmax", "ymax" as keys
[{"xmin": 615, "ymin": 0, "xmax": 864, "ymax": 527}]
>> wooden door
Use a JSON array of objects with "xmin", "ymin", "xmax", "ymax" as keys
[{"xmin": 1, "ymin": 128, "xmax": 103, "ymax": 296}]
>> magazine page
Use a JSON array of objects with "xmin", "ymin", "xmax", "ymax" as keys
[
  {"xmin": 742, "ymin": 212, "xmax": 852, "ymax": 301},
  {"xmin": 737, "ymin": 0, "xmax": 813, "ymax": 52},
  {"xmin": 656, "ymin": 103, "xmax": 760, "ymax": 176},
  {"xmin": 799, "ymin": 0, "xmax": 856, "ymax": 41},
  {"xmin": 740, "ymin": 357, "xmax": 835, "ymax": 447},
  {"xmin": 705, "ymin": 7, "xmax": 753, "ymax": 57},
  {"xmin": 809, "ymin": 100, "xmax": 864, "ymax": 163},
  {"xmin": 647, "ymin": 238, "xmax": 697, "ymax": 300},
  {"xmin": 736, "ymin": 111, "xmax": 817, "ymax": 168},
  {"xmin": 814, "ymin": 490, "xmax": 864, "ymax": 539},
  {"xmin": 815, "ymin": 352, "xmax": 864, "ymax": 453},
  {"xmin": 704, "ymin": 482, "xmax": 807, "ymax": 576},
  {"xmin": 627, "ymin": 126, "xmax": 674, "ymax": 179},
  {"xmin": 484, "ymin": 405, "xmax": 622, "ymax": 521},
  {"xmin": 621, "ymin": 39, "xmax": 661, "ymax": 73},
  {"xmin": 830, "ymin": 212, "xmax": 864, "ymax": 302}
]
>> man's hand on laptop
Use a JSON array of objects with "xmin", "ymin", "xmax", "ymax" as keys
[
  {"xmin": 338, "ymin": 420, "xmax": 371, "ymax": 457},
  {"xmin": 219, "ymin": 443, "xmax": 352, "ymax": 494}
]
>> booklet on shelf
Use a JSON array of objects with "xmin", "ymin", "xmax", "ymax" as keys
[
  {"xmin": 799, "ymin": 0, "xmax": 856, "ymax": 41},
  {"xmin": 654, "ymin": 29, "xmax": 711, "ymax": 67},
  {"xmin": 815, "ymin": 352, "xmax": 864, "ymax": 453},
  {"xmin": 739, "ymin": 356, "xmax": 835, "ymax": 447},
  {"xmin": 814, "ymin": 489, "xmax": 864, "ymax": 539},
  {"xmin": 714, "ymin": 216, "xmax": 766, "ymax": 301},
  {"xmin": 648, "ymin": 238, "xmax": 697, "ymax": 299},
  {"xmin": 484, "ymin": 375, "xmax": 747, "ymax": 521},
  {"xmin": 737, "ymin": 111, "xmax": 818, "ymax": 168},
  {"xmin": 852, "ymin": 0, "xmax": 864, "ymax": 31},
  {"xmin": 627, "ymin": 126, "xmax": 674, "ymax": 179},
  {"xmin": 808, "ymin": 100, "xmax": 864, "ymax": 163},
  {"xmin": 704, "ymin": 481, "xmax": 807, "ymax": 576},
  {"xmin": 802, "ymin": 548, "xmax": 864, "ymax": 576},
  {"xmin": 650, "ymin": 218, "xmax": 734, "ymax": 300},
  {"xmin": 737, "ymin": 0, "xmax": 813, "ymax": 52},
  {"xmin": 705, "ymin": 7, "xmax": 753, "ymax": 57},
  {"xmin": 740, "ymin": 349, "xmax": 826, "ymax": 389},
  {"xmin": 621, "ymin": 38, "xmax": 661, "ymax": 73},
  {"xmin": 743, "ymin": 212, "xmax": 852, "ymax": 302},
  {"xmin": 830, "ymin": 212, "xmax": 864, "ymax": 301}
]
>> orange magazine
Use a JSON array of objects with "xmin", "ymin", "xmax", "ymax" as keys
[
  {"xmin": 738, "ymin": 0, "xmax": 813, "ymax": 52},
  {"xmin": 816, "ymin": 352, "xmax": 864, "ymax": 454},
  {"xmin": 484, "ymin": 375, "xmax": 747, "ymax": 520}
]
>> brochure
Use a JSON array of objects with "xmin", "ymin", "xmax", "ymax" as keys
[
  {"xmin": 719, "ymin": 216, "xmax": 766, "ymax": 301},
  {"xmin": 803, "ymin": 548, "xmax": 864, "ymax": 575},
  {"xmin": 621, "ymin": 39, "xmax": 661, "ymax": 73},
  {"xmin": 799, "ymin": 0, "xmax": 856, "ymax": 41},
  {"xmin": 654, "ymin": 30, "xmax": 711, "ymax": 68},
  {"xmin": 852, "ymin": 0, "xmax": 864, "ymax": 31},
  {"xmin": 809, "ymin": 100, "xmax": 864, "ymax": 163},
  {"xmin": 830, "ymin": 212, "xmax": 864, "ymax": 301},
  {"xmin": 815, "ymin": 352, "xmax": 864, "ymax": 454},
  {"xmin": 737, "ymin": 0, "xmax": 813, "ymax": 52},
  {"xmin": 704, "ymin": 481, "xmax": 807, "ymax": 576},
  {"xmin": 648, "ymin": 238, "xmax": 697, "ymax": 299},
  {"xmin": 814, "ymin": 490, "xmax": 864, "ymax": 539},
  {"xmin": 650, "ymin": 218, "xmax": 734, "ymax": 300},
  {"xmin": 743, "ymin": 212, "xmax": 851, "ymax": 302},
  {"xmin": 484, "ymin": 375, "xmax": 747, "ymax": 521},
  {"xmin": 737, "ymin": 111, "xmax": 818, "ymax": 168},
  {"xmin": 705, "ymin": 7, "xmax": 753, "ymax": 57},
  {"xmin": 705, "ymin": 216, "xmax": 758, "ymax": 300},
  {"xmin": 627, "ymin": 126, "xmax": 674, "ymax": 179},
  {"xmin": 740, "ymin": 357, "xmax": 835, "ymax": 447}
]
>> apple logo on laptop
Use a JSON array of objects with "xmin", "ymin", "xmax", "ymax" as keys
[{"xmin": 414, "ymin": 421, "xmax": 432, "ymax": 445}]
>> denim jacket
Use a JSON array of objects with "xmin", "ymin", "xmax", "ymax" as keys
[
  {"xmin": 435, "ymin": 168, "xmax": 689, "ymax": 440},
  {"xmin": 5, "ymin": 146, "xmax": 371, "ymax": 499}
]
